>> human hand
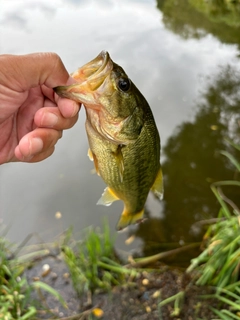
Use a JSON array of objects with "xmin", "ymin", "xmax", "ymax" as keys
[{"xmin": 0, "ymin": 52, "xmax": 80, "ymax": 164}]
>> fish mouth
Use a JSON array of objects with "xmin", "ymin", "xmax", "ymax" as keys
[{"xmin": 54, "ymin": 51, "xmax": 113, "ymax": 104}]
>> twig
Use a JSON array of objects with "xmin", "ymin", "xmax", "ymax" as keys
[
  {"xmin": 191, "ymin": 217, "xmax": 226, "ymax": 227},
  {"xmin": 125, "ymin": 243, "xmax": 200, "ymax": 268},
  {"xmin": 36, "ymin": 305, "xmax": 100, "ymax": 320}
]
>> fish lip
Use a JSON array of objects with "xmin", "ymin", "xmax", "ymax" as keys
[
  {"xmin": 69, "ymin": 50, "xmax": 111, "ymax": 83},
  {"xmin": 93, "ymin": 51, "xmax": 109, "ymax": 76},
  {"xmin": 54, "ymin": 50, "xmax": 113, "ymax": 99},
  {"xmin": 85, "ymin": 51, "xmax": 112, "ymax": 91}
]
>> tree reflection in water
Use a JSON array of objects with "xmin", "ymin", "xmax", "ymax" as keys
[
  {"xmin": 157, "ymin": 0, "xmax": 240, "ymax": 49},
  {"xmin": 132, "ymin": 65, "xmax": 240, "ymax": 265}
]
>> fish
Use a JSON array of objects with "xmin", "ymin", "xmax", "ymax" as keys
[{"xmin": 54, "ymin": 51, "xmax": 163, "ymax": 231}]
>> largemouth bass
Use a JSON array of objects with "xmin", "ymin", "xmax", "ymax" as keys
[{"xmin": 54, "ymin": 51, "xmax": 163, "ymax": 230}]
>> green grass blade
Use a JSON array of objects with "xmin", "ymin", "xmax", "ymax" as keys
[
  {"xmin": 221, "ymin": 309, "xmax": 240, "ymax": 320},
  {"xmin": 220, "ymin": 151, "xmax": 240, "ymax": 172},
  {"xmin": 32, "ymin": 281, "xmax": 67, "ymax": 308},
  {"xmin": 209, "ymin": 306, "xmax": 232, "ymax": 320},
  {"xmin": 20, "ymin": 306, "xmax": 37, "ymax": 320},
  {"xmin": 224, "ymin": 138, "xmax": 240, "ymax": 152},
  {"xmin": 211, "ymin": 186, "xmax": 230, "ymax": 218},
  {"xmin": 214, "ymin": 295, "xmax": 240, "ymax": 311}
]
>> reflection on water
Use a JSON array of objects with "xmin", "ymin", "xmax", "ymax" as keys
[
  {"xmin": 132, "ymin": 65, "xmax": 240, "ymax": 264},
  {"xmin": 0, "ymin": 0, "xmax": 240, "ymax": 262},
  {"xmin": 158, "ymin": 0, "xmax": 240, "ymax": 48}
]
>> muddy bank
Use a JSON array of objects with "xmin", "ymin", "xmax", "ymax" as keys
[{"xmin": 25, "ymin": 254, "xmax": 217, "ymax": 319}]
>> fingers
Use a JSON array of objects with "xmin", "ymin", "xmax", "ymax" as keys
[
  {"xmin": 41, "ymin": 76, "xmax": 77, "ymax": 102},
  {"xmin": 34, "ymin": 104, "xmax": 79, "ymax": 130},
  {"xmin": 0, "ymin": 52, "xmax": 71, "ymax": 90},
  {"xmin": 15, "ymin": 128, "xmax": 62, "ymax": 162},
  {"xmin": 57, "ymin": 97, "xmax": 81, "ymax": 118}
]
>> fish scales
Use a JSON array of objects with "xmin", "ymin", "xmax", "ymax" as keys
[
  {"xmin": 86, "ymin": 106, "xmax": 160, "ymax": 212},
  {"xmin": 54, "ymin": 51, "xmax": 163, "ymax": 230}
]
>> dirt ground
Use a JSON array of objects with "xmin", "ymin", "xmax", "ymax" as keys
[{"xmin": 24, "ymin": 254, "xmax": 218, "ymax": 320}]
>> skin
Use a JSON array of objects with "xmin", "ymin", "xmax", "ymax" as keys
[{"xmin": 0, "ymin": 52, "xmax": 80, "ymax": 164}]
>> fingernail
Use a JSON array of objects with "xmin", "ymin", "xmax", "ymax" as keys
[
  {"xmin": 31, "ymin": 138, "xmax": 43, "ymax": 154},
  {"xmin": 42, "ymin": 113, "xmax": 58, "ymax": 127},
  {"xmin": 71, "ymin": 102, "xmax": 80, "ymax": 117}
]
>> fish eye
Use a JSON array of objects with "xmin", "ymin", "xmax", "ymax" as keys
[{"xmin": 118, "ymin": 78, "xmax": 131, "ymax": 92}]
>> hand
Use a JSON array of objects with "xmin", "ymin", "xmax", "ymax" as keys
[{"xmin": 0, "ymin": 52, "xmax": 80, "ymax": 164}]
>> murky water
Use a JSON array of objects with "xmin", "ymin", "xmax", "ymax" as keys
[{"xmin": 1, "ymin": 0, "xmax": 240, "ymax": 260}]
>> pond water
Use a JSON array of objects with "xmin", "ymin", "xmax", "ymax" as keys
[{"xmin": 1, "ymin": 0, "xmax": 240, "ymax": 262}]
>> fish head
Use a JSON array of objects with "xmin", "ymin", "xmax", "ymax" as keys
[{"xmin": 54, "ymin": 51, "xmax": 145, "ymax": 144}]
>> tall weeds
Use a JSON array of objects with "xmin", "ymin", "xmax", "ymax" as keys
[{"xmin": 187, "ymin": 139, "xmax": 240, "ymax": 319}]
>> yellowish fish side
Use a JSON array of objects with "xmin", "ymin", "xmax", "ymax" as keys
[{"xmin": 54, "ymin": 51, "xmax": 163, "ymax": 230}]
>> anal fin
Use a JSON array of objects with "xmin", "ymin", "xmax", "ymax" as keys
[
  {"xmin": 116, "ymin": 208, "xmax": 145, "ymax": 231},
  {"xmin": 151, "ymin": 167, "xmax": 164, "ymax": 200},
  {"xmin": 97, "ymin": 187, "xmax": 119, "ymax": 206}
]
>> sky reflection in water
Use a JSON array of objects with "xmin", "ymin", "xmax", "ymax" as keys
[{"xmin": 1, "ymin": 0, "xmax": 240, "ymax": 260}]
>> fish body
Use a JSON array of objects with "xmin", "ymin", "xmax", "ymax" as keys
[{"xmin": 54, "ymin": 51, "xmax": 163, "ymax": 230}]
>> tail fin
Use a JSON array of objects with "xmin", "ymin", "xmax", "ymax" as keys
[{"xmin": 116, "ymin": 208, "xmax": 145, "ymax": 231}]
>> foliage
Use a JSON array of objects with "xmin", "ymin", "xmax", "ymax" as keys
[
  {"xmin": 62, "ymin": 220, "xmax": 138, "ymax": 297},
  {"xmin": 0, "ymin": 234, "xmax": 36, "ymax": 320},
  {"xmin": 0, "ymin": 230, "xmax": 66, "ymax": 319},
  {"xmin": 189, "ymin": 0, "xmax": 240, "ymax": 28},
  {"xmin": 159, "ymin": 291, "xmax": 185, "ymax": 318},
  {"xmin": 187, "ymin": 139, "xmax": 240, "ymax": 319},
  {"xmin": 155, "ymin": 65, "xmax": 240, "ymax": 247},
  {"xmin": 157, "ymin": 0, "xmax": 240, "ymax": 47}
]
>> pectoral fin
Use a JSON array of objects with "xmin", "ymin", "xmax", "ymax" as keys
[
  {"xmin": 87, "ymin": 149, "xmax": 100, "ymax": 176},
  {"xmin": 112, "ymin": 145, "xmax": 124, "ymax": 182},
  {"xmin": 97, "ymin": 187, "xmax": 119, "ymax": 206},
  {"xmin": 87, "ymin": 148, "xmax": 94, "ymax": 161},
  {"xmin": 116, "ymin": 208, "xmax": 145, "ymax": 231},
  {"xmin": 151, "ymin": 167, "xmax": 164, "ymax": 200}
]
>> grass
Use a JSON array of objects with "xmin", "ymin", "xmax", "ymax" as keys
[
  {"xmin": 61, "ymin": 219, "xmax": 138, "ymax": 300},
  {"xmin": 158, "ymin": 291, "xmax": 185, "ymax": 317},
  {"xmin": 0, "ymin": 230, "xmax": 36, "ymax": 320},
  {"xmin": 1, "ymin": 139, "xmax": 239, "ymax": 319},
  {"xmin": 158, "ymin": 138, "xmax": 240, "ymax": 319},
  {"xmin": 0, "ymin": 229, "xmax": 66, "ymax": 319},
  {"xmin": 0, "ymin": 219, "xmax": 139, "ymax": 319},
  {"xmin": 186, "ymin": 138, "xmax": 240, "ymax": 319}
]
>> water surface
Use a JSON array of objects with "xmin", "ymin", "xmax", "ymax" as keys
[{"xmin": 1, "ymin": 0, "xmax": 240, "ymax": 260}]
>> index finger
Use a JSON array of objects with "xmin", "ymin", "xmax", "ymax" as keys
[{"xmin": 0, "ymin": 52, "xmax": 71, "ymax": 91}]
